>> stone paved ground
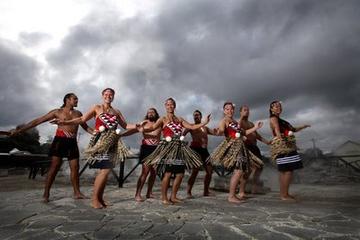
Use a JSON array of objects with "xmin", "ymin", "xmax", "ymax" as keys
[{"xmin": 0, "ymin": 174, "xmax": 359, "ymax": 240}]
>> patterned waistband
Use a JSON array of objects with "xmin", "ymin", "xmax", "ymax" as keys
[
  {"xmin": 142, "ymin": 138, "xmax": 160, "ymax": 146},
  {"xmin": 55, "ymin": 129, "xmax": 76, "ymax": 138}
]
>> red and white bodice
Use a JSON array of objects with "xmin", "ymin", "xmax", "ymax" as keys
[
  {"xmin": 163, "ymin": 122, "xmax": 183, "ymax": 138},
  {"xmin": 225, "ymin": 121, "xmax": 241, "ymax": 139},
  {"xmin": 95, "ymin": 113, "xmax": 118, "ymax": 131}
]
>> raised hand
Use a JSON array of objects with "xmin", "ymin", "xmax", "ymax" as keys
[
  {"xmin": 255, "ymin": 121, "xmax": 263, "ymax": 129},
  {"xmin": 49, "ymin": 118, "xmax": 63, "ymax": 125},
  {"xmin": 204, "ymin": 114, "xmax": 211, "ymax": 124}
]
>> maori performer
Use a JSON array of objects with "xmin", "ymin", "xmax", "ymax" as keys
[
  {"xmin": 121, "ymin": 108, "xmax": 161, "ymax": 202},
  {"xmin": 141, "ymin": 98, "xmax": 210, "ymax": 205},
  {"xmin": 239, "ymin": 105, "xmax": 271, "ymax": 197},
  {"xmin": 210, "ymin": 102, "xmax": 263, "ymax": 203},
  {"xmin": 53, "ymin": 88, "xmax": 140, "ymax": 209},
  {"xmin": 183, "ymin": 110, "xmax": 216, "ymax": 198},
  {"xmin": 9, "ymin": 93, "xmax": 93, "ymax": 203},
  {"xmin": 269, "ymin": 100, "xmax": 310, "ymax": 201}
]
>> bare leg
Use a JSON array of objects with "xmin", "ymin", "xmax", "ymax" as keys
[
  {"xmin": 228, "ymin": 169, "xmax": 243, "ymax": 203},
  {"xmin": 203, "ymin": 164, "xmax": 213, "ymax": 196},
  {"xmin": 238, "ymin": 173, "xmax": 248, "ymax": 200},
  {"xmin": 171, "ymin": 173, "xmax": 184, "ymax": 203},
  {"xmin": 161, "ymin": 172, "xmax": 172, "ymax": 205},
  {"xmin": 43, "ymin": 157, "xmax": 62, "ymax": 203},
  {"xmin": 251, "ymin": 167, "xmax": 263, "ymax": 194},
  {"xmin": 187, "ymin": 168, "xmax": 200, "ymax": 198},
  {"xmin": 135, "ymin": 164, "xmax": 150, "ymax": 202},
  {"xmin": 92, "ymin": 169, "xmax": 110, "ymax": 209},
  {"xmin": 279, "ymin": 171, "xmax": 294, "ymax": 200},
  {"xmin": 68, "ymin": 159, "xmax": 86, "ymax": 199},
  {"xmin": 146, "ymin": 167, "xmax": 156, "ymax": 198}
]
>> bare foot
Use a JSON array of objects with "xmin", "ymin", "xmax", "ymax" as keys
[
  {"xmin": 203, "ymin": 192, "xmax": 215, "ymax": 197},
  {"xmin": 146, "ymin": 193, "xmax": 155, "ymax": 199},
  {"xmin": 288, "ymin": 194, "xmax": 296, "ymax": 199},
  {"xmin": 186, "ymin": 193, "xmax": 194, "ymax": 199},
  {"xmin": 135, "ymin": 195, "xmax": 145, "ymax": 202},
  {"xmin": 237, "ymin": 193, "xmax": 248, "ymax": 200},
  {"xmin": 280, "ymin": 196, "xmax": 296, "ymax": 202},
  {"xmin": 74, "ymin": 193, "xmax": 88, "ymax": 199},
  {"xmin": 162, "ymin": 199, "xmax": 173, "ymax": 205},
  {"xmin": 91, "ymin": 201, "xmax": 104, "ymax": 209},
  {"xmin": 42, "ymin": 193, "xmax": 49, "ymax": 203},
  {"xmin": 228, "ymin": 196, "xmax": 245, "ymax": 204},
  {"xmin": 170, "ymin": 197, "xmax": 183, "ymax": 203}
]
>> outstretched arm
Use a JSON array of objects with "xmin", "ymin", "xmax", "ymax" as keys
[
  {"xmin": 119, "ymin": 128, "xmax": 139, "ymax": 137},
  {"xmin": 142, "ymin": 118, "xmax": 163, "ymax": 132},
  {"xmin": 206, "ymin": 126, "xmax": 219, "ymax": 136},
  {"xmin": 293, "ymin": 124, "xmax": 311, "ymax": 132},
  {"xmin": 256, "ymin": 131, "xmax": 271, "ymax": 145},
  {"xmin": 244, "ymin": 121, "xmax": 263, "ymax": 135},
  {"xmin": 114, "ymin": 109, "xmax": 141, "ymax": 130},
  {"xmin": 52, "ymin": 105, "xmax": 97, "ymax": 126},
  {"xmin": 11, "ymin": 109, "xmax": 58, "ymax": 136},
  {"xmin": 181, "ymin": 114, "xmax": 211, "ymax": 130}
]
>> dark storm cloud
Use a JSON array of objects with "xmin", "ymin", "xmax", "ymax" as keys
[
  {"xmin": 153, "ymin": 0, "xmax": 360, "ymax": 112},
  {"xmin": 0, "ymin": 40, "xmax": 44, "ymax": 126},
  {"xmin": 7, "ymin": 0, "xmax": 357, "ymax": 150}
]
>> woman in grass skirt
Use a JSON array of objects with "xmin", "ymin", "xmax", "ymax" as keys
[
  {"xmin": 210, "ymin": 102, "xmax": 263, "ymax": 203},
  {"xmin": 54, "ymin": 88, "xmax": 140, "ymax": 208},
  {"xmin": 269, "ymin": 100, "xmax": 310, "ymax": 201},
  {"xmin": 142, "ymin": 98, "xmax": 211, "ymax": 205}
]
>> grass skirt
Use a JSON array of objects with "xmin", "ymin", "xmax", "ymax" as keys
[
  {"xmin": 270, "ymin": 135, "xmax": 298, "ymax": 161},
  {"xmin": 84, "ymin": 130, "xmax": 132, "ymax": 165},
  {"xmin": 210, "ymin": 138, "xmax": 262, "ymax": 171},
  {"xmin": 144, "ymin": 137, "xmax": 202, "ymax": 176}
]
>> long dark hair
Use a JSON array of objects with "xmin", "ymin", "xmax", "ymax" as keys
[
  {"xmin": 144, "ymin": 108, "xmax": 160, "ymax": 121},
  {"xmin": 269, "ymin": 100, "xmax": 280, "ymax": 117},
  {"xmin": 61, "ymin": 93, "xmax": 76, "ymax": 108}
]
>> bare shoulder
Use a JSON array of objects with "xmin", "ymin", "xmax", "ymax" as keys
[{"xmin": 72, "ymin": 109, "xmax": 83, "ymax": 117}]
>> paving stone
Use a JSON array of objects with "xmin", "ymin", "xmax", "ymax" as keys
[
  {"xmin": 204, "ymin": 223, "xmax": 250, "ymax": 240},
  {"xmin": 57, "ymin": 221, "xmax": 104, "ymax": 234},
  {"xmin": 0, "ymin": 176, "xmax": 359, "ymax": 239},
  {"xmin": 274, "ymin": 226, "xmax": 324, "ymax": 239},
  {"xmin": 26, "ymin": 216, "xmax": 67, "ymax": 230},
  {"xmin": 236, "ymin": 224, "xmax": 292, "ymax": 240},
  {"xmin": 0, "ymin": 224, "xmax": 26, "ymax": 239}
]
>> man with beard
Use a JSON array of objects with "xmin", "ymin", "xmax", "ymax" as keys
[
  {"xmin": 10, "ymin": 93, "xmax": 93, "ymax": 203},
  {"xmin": 134, "ymin": 108, "xmax": 161, "ymax": 202},
  {"xmin": 183, "ymin": 110, "xmax": 216, "ymax": 198},
  {"xmin": 239, "ymin": 105, "xmax": 270, "ymax": 197}
]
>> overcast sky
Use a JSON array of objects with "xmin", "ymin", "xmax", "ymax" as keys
[{"xmin": 0, "ymin": 0, "xmax": 359, "ymax": 153}]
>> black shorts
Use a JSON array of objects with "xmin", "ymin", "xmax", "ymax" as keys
[
  {"xmin": 165, "ymin": 164, "xmax": 185, "ymax": 174},
  {"xmin": 190, "ymin": 146, "xmax": 210, "ymax": 166},
  {"xmin": 276, "ymin": 151, "xmax": 303, "ymax": 172},
  {"xmin": 48, "ymin": 136, "xmax": 79, "ymax": 160},
  {"xmin": 139, "ymin": 144, "xmax": 157, "ymax": 163},
  {"xmin": 89, "ymin": 160, "xmax": 114, "ymax": 169}
]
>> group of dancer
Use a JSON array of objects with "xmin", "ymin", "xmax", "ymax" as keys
[{"xmin": 5, "ymin": 87, "xmax": 310, "ymax": 208}]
